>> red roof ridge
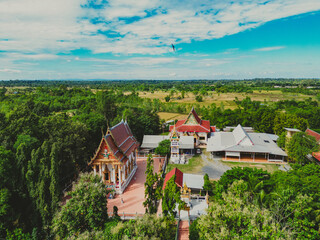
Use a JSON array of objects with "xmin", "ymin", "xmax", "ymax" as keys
[
  {"xmin": 183, "ymin": 107, "xmax": 201, "ymax": 125},
  {"xmin": 306, "ymin": 129, "xmax": 320, "ymax": 142},
  {"xmin": 163, "ymin": 167, "xmax": 183, "ymax": 190}
]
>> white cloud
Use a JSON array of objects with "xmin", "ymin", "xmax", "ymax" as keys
[
  {"xmin": 254, "ymin": 46, "xmax": 285, "ymax": 51},
  {"xmin": 0, "ymin": 0, "xmax": 319, "ymax": 56},
  {"xmin": 0, "ymin": 69, "xmax": 21, "ymax": 73},
  {"xmin": 0, "ymin": 0, "xmax": 320, "ymax": 79}
]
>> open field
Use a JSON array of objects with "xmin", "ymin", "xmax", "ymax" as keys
[
  {"xmin": 166, "ymin": 154, "xmax": 203, "ymax": 174},
  {"xmin": 135, "ymin": 90, "xmax": 318, "ymax": 110},
  {"xmin": 222, "ymin": 161, "xmax": 281, "ymax": 173},
  {"xmin": 158, "ymin": 112, "xmax": 188, "ymax": 121}
]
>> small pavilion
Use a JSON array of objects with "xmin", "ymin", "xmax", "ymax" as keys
[{"xmin": 88, "ymin": 120, "xmax": 139, "ymax": 194}]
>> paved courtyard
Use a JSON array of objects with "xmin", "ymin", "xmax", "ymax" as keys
[
  {"xmin": 201, "ymin": 153, "xmax": 231, "ymax": 179},
  {"xmin": 107, "ymin": 156, "xmax": 163, "ymax": 217}
]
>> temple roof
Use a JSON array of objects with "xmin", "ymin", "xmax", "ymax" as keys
[
  {"xmin": 169, "ymin": 107, "xmax": 212, "ymax": 133},
  {"xmin": 306, "ymin": 129, "xmax": 320, "ymax": 143},
  {"xmin": 89, "ymin": 120, "xmax": 138, "ymax": 165},
  {"xmin": 163, "ymin": 167, "xmax": 183, "ymax": 190}
]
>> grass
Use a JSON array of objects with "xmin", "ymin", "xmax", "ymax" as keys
[
  {"xmin": 158, "ymin": 112, "xmax": 188, "ymax": 121},
  {"xmin": 222, "ymin": 161, "xmax": 281, "ymax": 173},
  {"xmin": 166, "ymin": 154, "xmax": 204, "ymax": 174},
  {"xmin": 130, "ymin": 90, "xmax": 318, "ymax": 110}
]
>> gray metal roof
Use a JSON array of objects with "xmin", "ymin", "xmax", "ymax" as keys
[
  {"xmin": 179, "ymin": 136, "xmax": 194, "ymax": 149},
  {"xmin": 266, "ymin": 134, "xmax": 279, "ymax": 142},
  {"xmin": 284, "ymin": 128, "xmax": 301, "ymax": 132},
  {"xmin": 140, "ymin": 135, "xmax": 169, "ymax": 149},
  {"xmin": 207, "ymin": 125, "xmax": 287, "ymax": 156},
  {"xmin": 183, "ymin": 173, "xmax": 204, "ymax": 190}
]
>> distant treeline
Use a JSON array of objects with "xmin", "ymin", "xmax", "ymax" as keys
[{"xmin": 1, "ymin": 79, "xmax": 320, "ymax": 93}]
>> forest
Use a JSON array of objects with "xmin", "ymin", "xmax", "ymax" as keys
[{"xmin": 1, "ymin": 79, "xmax": 320, "ymax": 239}]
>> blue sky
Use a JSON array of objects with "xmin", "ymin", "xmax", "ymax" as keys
[{"xmin": 0, "ymin": 0, "xmax": 320, "ymax": 80}]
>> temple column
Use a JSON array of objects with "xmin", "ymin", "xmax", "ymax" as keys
[
  {"xmin": 123, "ymin": 164, "xmax": 126, "ymax": 180},
  {"xmin": 112, "ymin": 165, "xmax": 115, "ymax": 184},
  {"xmin": 99, "ymin": 162, "xmax": 102, "ymax": 177},
  {"xmin": 118, "ymin": 165, "xmax": 122, "ymax": 190},
  {"xmin": 93, "ymin": 166, "xmax": 96, "ymax": 175}
]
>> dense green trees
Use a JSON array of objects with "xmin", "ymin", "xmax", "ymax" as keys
[
  {"xmin": 192, "ymin": 164, "xmax": 320, "ymax": 239},
  {"xmin": 155, "ymin": 139, "xmax": 171, "ymax": 156},
  {"xmin": 287, "ymin": 132, "xmax": 319, "ymax": 164},
  {"xmin": 52, "ymin": 173, "xmax": 108, "ymax": 239},
  {"xmin": 0, "ymin": 86, "xmax": 161, "ymax": 238},
  {"xmin": 162, "ymin": 175, "xmax": 182, "ymax": 219},
  {"xmin": 195, "ymin": 181, "xmax": 293, "ymax": 239},
  {"xmin": 111, "ymin": 214, "xmax": 175, "ymax": 240}
]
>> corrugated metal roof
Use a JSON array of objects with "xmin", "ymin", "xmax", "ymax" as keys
[
  {"xmin": 179, "ymin": 136, "xmax": 194, "ymax": 149},
  {"xmin": 284, "ymin": 128, "xmax": 301, "ymax": 132},
  {"xmin": 183, "ymin": 173, "xmax": 204, "ymax": 190},
  {"xmin": 207, "ymin": 125, "xmax": 287, "ymax": 157},
  {"xmin": 140, "ymin": 135, "xmax": 169, "ymax": 149}
]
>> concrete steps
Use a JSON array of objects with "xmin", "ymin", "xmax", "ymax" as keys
[{"xmin": 178, "ymin": 220, "xmax": 189, "ymax": 240}]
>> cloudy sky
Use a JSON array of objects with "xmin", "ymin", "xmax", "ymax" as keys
[{"xmin": 0, "ymin": 0, "xmax": 320, "ymax": 80}]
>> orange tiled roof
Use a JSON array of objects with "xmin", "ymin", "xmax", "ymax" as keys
[
  {"xmin": 163, "ymin": 167, "xmax": 183, "ymax": 190},
  {"xmin": 305, "ymin": 129, "xmax": 320, "ymax": 142}
]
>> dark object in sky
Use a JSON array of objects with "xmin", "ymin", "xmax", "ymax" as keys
[{"xmin": 171, "ymin": 43, "xmax": 176, "ymax": 52}]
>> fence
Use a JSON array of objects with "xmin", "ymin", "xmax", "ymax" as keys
[
  {"xmin": 175, "ymin": 218, "xmax": 180, "ymax": 240},
  {"xmin": 108, "ymin": 212, "xmax": 145, "ymax": 220}
]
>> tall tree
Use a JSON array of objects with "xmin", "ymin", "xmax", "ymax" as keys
[
  {"xmin": 52, "ymin": 173, "xmax": 108, "ymax": 239},
  {"xmin": 143, "ymin": 155, "xmax": 162, "ymax": 214},
  {"xmin": 287, "ymin": 132, "xmax": 319, "ymax": 164},
  {"xmin": 162, "ymin": 175, "xmax": 181, "ymax": 219},
  {"xmin": 154, "ymin": 139, "xmax": 171, "ymax": 156}
]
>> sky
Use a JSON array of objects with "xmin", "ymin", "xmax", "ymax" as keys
[{"xmin": 0, "ymin": 0, "xmax": 320, "ymax": 80}]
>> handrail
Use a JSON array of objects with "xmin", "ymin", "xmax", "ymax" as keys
[{"xmin": 175, "ymin": 218, "xmax": 180, "ymax": 240}]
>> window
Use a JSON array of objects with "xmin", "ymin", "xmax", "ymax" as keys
[
  {"xmin": 199, "ymin": 136, "xmax": 206, "ymax": 140},
  {"xmin": 264, "ymin": 140, "xmax": 270, "ymax": 143}
]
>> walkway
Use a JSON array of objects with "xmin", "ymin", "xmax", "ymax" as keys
[
  {"xmin": 178, "ymin": 221, "xmax": 189, "ymax": 240},
  {"xmin": 107, "ymin": 156, "xmax": 163, "ymax": 217},
  {"xmin": 201, "ymin": 152, "xmax": 231, "ymax": 180}
]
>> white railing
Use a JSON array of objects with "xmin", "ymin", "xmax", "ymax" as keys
[
  {"xmin": 108, "ymin": 212, "xmax": 145, "ymax": 220},
  {"xmin": 116, "ymin": 165, "xmax": 138, "ymax": 194}
]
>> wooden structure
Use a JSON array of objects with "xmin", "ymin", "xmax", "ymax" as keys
[{"xmin": 88, "ymin": 120, "xmax": 139, "ymax": 194}]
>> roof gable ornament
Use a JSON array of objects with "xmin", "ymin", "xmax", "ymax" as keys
[{"xmin": 184, "ymin": 107, "xmax": 201, "ymax": 125}]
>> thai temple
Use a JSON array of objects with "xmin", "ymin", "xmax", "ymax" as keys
[
  {"xmin": 88, "ymin": 120, "xmax": 139, "ymax": 194},
  {"xmin": 141, "ymin": 107, "xmax": 216, "ymax": 163}
]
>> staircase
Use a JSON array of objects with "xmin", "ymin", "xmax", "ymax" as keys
[{"xmin": 178, "ymin": 220, "xmax": 189, "ymax": 240}]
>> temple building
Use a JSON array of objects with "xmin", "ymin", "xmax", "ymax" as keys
[
  {"xmin": 207, "ymin": 124, "xmax": 287, "ymax": 162},
  {"xmin": 88, "ymin": 120, "xmax": 139, "ymax": 194},
  {"xmin": 140, "ymin": 107, "xmax": 215, "ymax": 164},
  {"xmin": 169, "ymin": 107, "xmax": 215, "ymax": 147}
]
